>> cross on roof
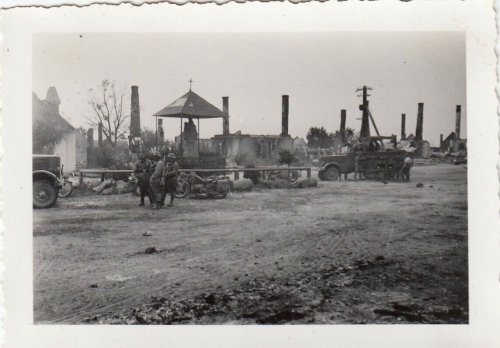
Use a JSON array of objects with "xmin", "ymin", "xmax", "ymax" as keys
[{"xmin": 189, "ymin": 78, "xmax": 194, "ymax": 91}]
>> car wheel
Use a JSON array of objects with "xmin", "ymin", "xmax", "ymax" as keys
[
  {"xmin": 322, "ymin": 166, "xmax": 340, "ymax": 181},
  {"xmin": 33, "ymin": 179, "xmax": 58, "ymax": 209}
]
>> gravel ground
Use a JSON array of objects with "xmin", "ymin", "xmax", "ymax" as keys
[{"xmin": 33, "ymin": 164, "xmax": 468, "ymax": 324}]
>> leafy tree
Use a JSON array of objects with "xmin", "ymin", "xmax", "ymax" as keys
[
  {"xmin": 97, "ymin": 141, "xmax": 133, "ymax": 169},
  {"xmin": 306, "ymin": 126, "xmax": 334, "ymax": 148},
  {"xmin": 32, "ymin": 118, "xmax": 69, "ymax": 154},
  {"xmin": 345, "ymin": 127, "xmax": 355, "ymax": 138},
  {"xmin": 140, "ymin": 128, "xmax": 173, "ymax": 154},
  {"xmin": 87, "ymin": 80, "xmax": 129, "ymax": 146}
]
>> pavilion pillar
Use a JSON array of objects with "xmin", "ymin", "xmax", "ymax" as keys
[{"xmin": 180, "ymin": 118, "xmax": 183, "ymax": 157}]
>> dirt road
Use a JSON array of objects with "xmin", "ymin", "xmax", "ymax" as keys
[{"xmin": 33, "ymin": 164, "xmax": 468, "ymax": 324}]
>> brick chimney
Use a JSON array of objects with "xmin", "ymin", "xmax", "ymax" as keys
[
  {"xmin": 281, "ymin": 95, "xmax": 289, "ymax": 136},
  {"xmin": 222, "ymin": 96, "xmax": 229, "ymax": 136},
  {"xmin": 401, "ymin": 113, "xmax": 406, "ymax": 140},
  {"xmin": 46, "ymin": 86, "xmax": 61, "ymax": 114},
  {"xmin": 415, "ymin": 103, "xmax": 424, "ymax": 141},
  {"xmin": 455, "ymin": 105, "xmax": 461, "ymax": 140},
  {"xmin": 340, "ymin": 109, "xmax": 346, "ymax": 141},
  {"xmin": 130, "ymin": 86, "xmax": 141, "ymax": 138},
  {"xmin": 87, "ymin": 128, "xmax": 94, "ymax": 147},
  {"xmin": 98, "ymin": 122, "xmax": 103, "ymax": 148},
  {"xmin": 158, "ymin": 118, "xmax": 164, "ymax": 142}
]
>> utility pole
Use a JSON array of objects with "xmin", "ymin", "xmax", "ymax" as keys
[{"xmin": 356, "ymin": 85, "xmax": 372, "ymax": 138}]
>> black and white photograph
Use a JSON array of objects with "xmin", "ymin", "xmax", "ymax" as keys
[
  {"xmin": 1, "ymin": 1, "xmax": 498, "ymax": 347},
  {"xmin": 31, "ymin": 32, "xmax": 469, "ymax": 325}
]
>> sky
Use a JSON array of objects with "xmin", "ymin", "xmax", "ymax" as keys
[{"xmin": 33, "ymin": 32, "xmax": 466, "ymax": 146}]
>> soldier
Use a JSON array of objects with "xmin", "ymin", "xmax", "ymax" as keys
[
  {"xmin": 149, "ymin": 152, "xmax": 165, "ymax": 209},
  {"xmin": 353, "ymin": 154, "xmax": 362, "ymax": 180},
  {"xmin": 162, "ymin": 153, "xmax": 179, "ymax": 207},
  {"xmin": 392, "ymin": 154, "xmax": 404, "ymax": 181},
  {"xmin": 134, "ymin": 153, "xmax": 153, "ymax": 206},
  {"xmin": 402, "ymin": 154, "xmax": 413, "ymax": 181}
]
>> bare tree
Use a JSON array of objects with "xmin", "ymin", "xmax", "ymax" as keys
[{"xmin": 87, "ymin": 80, "xmax": 129, "ymax": 146}]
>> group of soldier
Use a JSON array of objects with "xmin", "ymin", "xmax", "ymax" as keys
[
  {"xmin": 133, "ymin": 152, "xmax": 180, "ymax": 209},
  {"xmin": 351, "ymin": 153, "xmax": 414, "ymax": 181}
]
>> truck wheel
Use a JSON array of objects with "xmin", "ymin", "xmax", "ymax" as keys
[
  {"xmin": 33, "ymin": 180, "xmax": 58, "ymax": 209},
  {"xmin": 322, "ymin": 166, "xmax": 340, "ymax": 181}
]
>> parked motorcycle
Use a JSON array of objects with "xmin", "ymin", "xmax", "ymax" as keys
[{"xmin": 175, "ymin": 172, "xmax": 230, "ymax": 199}]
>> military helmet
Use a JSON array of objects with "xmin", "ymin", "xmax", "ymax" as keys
[{"xmin": 167, "ymin": 153, "xmax": 176, "ymax": 159}]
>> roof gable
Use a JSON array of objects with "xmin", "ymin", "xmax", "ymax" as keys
[
  {"xmin": 154, "ymin": 90, "xmax": 225, "ymax": 119},
  {"xmin": 33, "ymin": 91, "xmax": 75, "ymax": 133}
]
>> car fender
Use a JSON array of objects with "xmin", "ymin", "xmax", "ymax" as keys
[
  {"xmin": 319, "ymin": 162, "xmax": 341, "ymax": 172},
  {"xmin": 33, "ymin": 170, "xmax": 63, "ymax": 188}
]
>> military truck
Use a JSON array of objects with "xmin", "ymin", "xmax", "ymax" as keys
[
  {"xmin": 318, "ymin": 136, "xmax": 407, "ymax": 181},
  {"xmin": 33, "ymin": 155, "xmax": 64, "ymax": 208}
]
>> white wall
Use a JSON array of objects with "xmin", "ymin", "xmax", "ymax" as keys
[{"xmin": 53, "ymin": 131, "xmax": 77, "ymax": 172}]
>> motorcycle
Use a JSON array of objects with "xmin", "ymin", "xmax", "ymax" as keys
[{"xmin": 175, "ymin": 172, "xmax": 230, "ymax": 199}]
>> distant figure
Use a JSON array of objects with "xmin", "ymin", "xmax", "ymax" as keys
[
  {"xmin": 162, "ymin": 153, "xmax": 179, "ymax": 207},
  {"xmin": 183, "ymin": 118, "xmax": 199, "ymax": 158},
  {"xmin": 402, "ymin": 155, "xmax": 413, "ymax": 181},
  {"xmin": 369, "ymin": 140, "xmax": 381, "ymax": 152},
  {"xmin": 134, "ymin": 153, "xmax": 153, "ymax": 207},
  {"xmin": 392, "ymin": 154, "xmax": 404, "ymax": 181},
  {"xmin": 184, "ymin": 118, "xmax": 197, "ymax": 143},
  {"xmin": 149, "ymin": 153, "xmax": 164, "ymax": 209},
  {"xmin": 354, "ymin": 154, "xmax": 362, "ymax": 180}
]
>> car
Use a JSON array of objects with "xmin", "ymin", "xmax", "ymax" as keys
[{"xmin": 33, "ymin": 155, "xmax": 64, "ymax": 208}]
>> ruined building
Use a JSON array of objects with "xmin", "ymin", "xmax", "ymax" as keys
[
  {"xmin": 32, "ymin": 87, "xmax": 87, "ymax": 171},
  {"xmin": 211, "ymin": 95, "xmax": 294, "ymax": 166},
  {"xmin": 439, "ymin": 105, "xmax": 467, "ymax": 152},
  {"xmin": 150, "ymin": 88, "xmax": 294, "ymax": 167}
]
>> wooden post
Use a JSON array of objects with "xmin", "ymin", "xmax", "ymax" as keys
[
  {"xmin": 359, "ymin": 86, "xmax": 370, "ymax": 138},
  {"xmin": 223, "ymin": 96, "xmax": 229, "ymax": 157},
  {"xmin": 155, "ymin": 116, "xmax": 158, "ymax": 148},
  {"xmin": 307, "ymin": 168, "xmax": 311, "ymax": 178},
  {"xmin": 180, "ymin": 118, "xmax": 183, "ymax": 157},
  {"xmin": 234, "ymin": 171, "xmax": 240, "ymax": 180},
  {"xmin": 80, "ymin": 172, "xmax": 84, "ymax": 185}
]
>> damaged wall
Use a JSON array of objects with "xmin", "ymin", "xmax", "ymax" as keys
[{"xmin": 213, "ymin": 134, "xmax": 293, "ymax": 166}]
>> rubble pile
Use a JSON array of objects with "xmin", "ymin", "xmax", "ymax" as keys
[
  {"xmin": 71, "ymin": 178, "xmax": 137, "ymax": 196},
  {"xmin": 230, "ymin": 179, "xmax": 254, "ymax": 192},
  {"xmin": 85, "ymin": 254, "xmax": 467, "ymax": 325},
  {"xmin": 258, "ymin": 177, "xmax": 318, "ymax": 190}
]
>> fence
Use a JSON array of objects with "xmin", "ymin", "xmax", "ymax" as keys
[{"xmin": 79, "ymin": 166, "xmax": 312, "ymax": 183}]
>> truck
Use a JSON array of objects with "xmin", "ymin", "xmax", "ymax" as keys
[
  {"xmin": 33, "ymin": 155, "xmax": 64, "ymax": 208},
  {"xmin": 318, "ymin": 136, "xmax": 407, "ymax": 181}
]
